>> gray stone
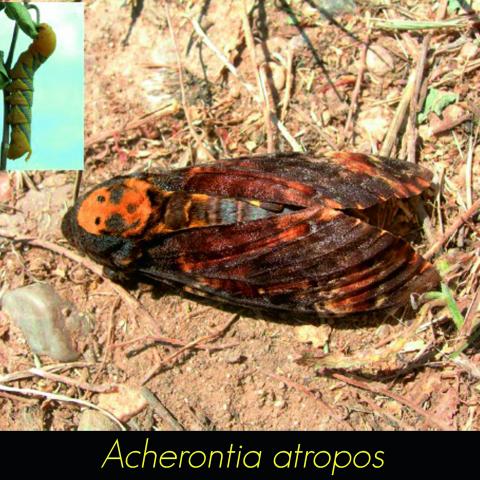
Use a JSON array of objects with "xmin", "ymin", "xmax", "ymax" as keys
[
  {"xmin": 313, "ymin": 0, "xmax": 357, "ymax": 16},
  {"xmin": 1, "ymin": 283, "xmax": 89, "ymax": 362},
  {"xmin": 78, "ymin": 410, "xmax": 121, "ymax": 431}
]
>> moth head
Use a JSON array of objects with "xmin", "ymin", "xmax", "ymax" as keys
[{"xmin": 62, "ymin": 177, "xmax": 155, "ymax": 261}]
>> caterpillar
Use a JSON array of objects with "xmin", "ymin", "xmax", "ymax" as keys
[
  {"xmin": 5, "ymin": 23, "xmax": 56, "ymax": 160},
  {"xmin": 62, "ymin": 152, "xmax": 440, "ymax": 317}
]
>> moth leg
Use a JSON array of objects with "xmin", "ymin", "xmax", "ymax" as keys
[
  {"xmin": 102, "ymin": 266, "xmax": 139, "ymax": 288},
  {"xmin": 110, "ymin": 240, "xmax": 142, "ymax": 269}
]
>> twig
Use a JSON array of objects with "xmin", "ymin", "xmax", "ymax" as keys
[
  {"xmin": 0, "ymin": 383, "xmax": 125, "ymax": 430},
  {"xmin": 460, "ymin": 286, "xmax": 480, "ymax": 339},
  {"xmin": 380, "ymin": 72, "xmax": 416, "ymax": 157},
  {"xmin": 344, "ymin": 38, "xmax": 369, "ymax": 145},
  {"xmin": 0, "ymin": 362, "xmax": 96, "ymax": 385},
  {"xmin": 72, "ymin": 171, "xmax": 83, "ymax": 204},
  {"xmin": 424, "ymin": 198, "xmax": 480, "ymax": 260},
  {"xmin": 189, "ymin": 17, "xmax": 257, "ymax": 96},
  {"xmin": 280, "ymin": 44, "xmax": 294, "ymax": 122},
  {"xmin": 408, "ymin": 34, "xmax": 431, "ymax": 163},
  {"xmin": 0, "ymin": 390, "xmax": 37, "ymax": 405},
  {"xmin": 265, "ymin": 372, "xmax": 354, "ymax": 431},
  {"xmin": 370, "ymin": 17, "xmax": 476, "ymax": 32},
  {"xmin": 119, "ymin": 335, "xmax": 239, "ymax": 356},
  {"xmin": 241, "ymin": 0, "xmax": 275, "ymax": 153},
  {"xmin": 90, "ymin": 297, "xmax": 121, "ymax": 386},
  {"xmin": 356, "ymin": 391, "xmax": 416, "ymax": 430},
  {"xmin": 331, "ymin": 372, "xmax": 453, "ymax": 430},
  {"xmin": 142, "ymin": 313, "xmax": 239, "ymax": 384},
  {"xmin": 141, "ymin": 387, "xmax": 185, "ymax": 431},
  {"xmin": 28, "ymin": 368, "xmax": 117, "ymax": 394},
  {"xmin": 466, "ymin": 130, "xmax": 477, "ymax": 209},
  {"xmin": 85, "ymin": 101, "xmax": 180, "ymax": 149},
  {"xmin": 189, "ymin": 16, "xmax": 303, "ymax": 152},
  {"xmin": 430, "ymin": 112, "xmax": 472, "ymax": 136},
  {"xmin": 165, "ymin": 5, "xmax": 216, "ymax": 163},
  {"xmin": 408, "ymin": 0, "xmax": 448, "ymax": 162}
]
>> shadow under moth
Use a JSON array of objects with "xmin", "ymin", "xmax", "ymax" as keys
[
  {"xmin": 5, "ymin": 23, "xmax": 56, "ymax": 160},
  {"xmin": 62, "ymin": 152, "xmax": 440, "ymax": 316}
]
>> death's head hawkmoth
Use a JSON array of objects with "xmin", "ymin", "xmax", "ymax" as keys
[
  {"xmin": 5, "ymin": 23, "xmax": 56, "ymax": 160},
  {"xmin": 62, "ymin": 152, "xmax": 440, "ymax": 317}
]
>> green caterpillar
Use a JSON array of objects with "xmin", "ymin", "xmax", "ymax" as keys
[{"xmin": 5, "ymin": 23, "xmax": 56, "ymax": 160}]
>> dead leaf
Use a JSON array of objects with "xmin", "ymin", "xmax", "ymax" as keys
[
  {"xmin": 357, "ymin": 106, "xmax": 393, "ymax": 142},
  {"xmin": 296, "ymin": 324, "xmax": 331, "ymax": 348}
]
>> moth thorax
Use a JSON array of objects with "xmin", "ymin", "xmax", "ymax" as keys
[{"xmin": 77, "ymin": 178, "xmax": 154, "ymax": 237}]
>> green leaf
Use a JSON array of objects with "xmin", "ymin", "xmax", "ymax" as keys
[
  {"xmin": 418, "ymin": 88, "xmax": 458, "ymax": 124},
  {"xmin": 436, "ymin": 259, "xmax": 451, "ymax": 276},
  {"xmin": 4, "ymin": 3, "xmax": 38, "ymax": 39},
  {"xmin": 425, "ymin": 283, "xmax": 464, "ymax": 331},
  {"xmin": 441, "ymin": 283, "xmax": 464, "ymax": 331},
  {"xmin": 0, "ymin": 51, "xmax": 9, "ymax": 90}
]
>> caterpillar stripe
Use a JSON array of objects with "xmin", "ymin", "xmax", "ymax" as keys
[{"xmin": 5, "ymin": 23, "xmax": 56, "ymax": 160}]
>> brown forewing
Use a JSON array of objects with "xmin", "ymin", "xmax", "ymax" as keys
[{"xmin": 138, "ymin": 205, "xmax": 439, "ymax": 315}]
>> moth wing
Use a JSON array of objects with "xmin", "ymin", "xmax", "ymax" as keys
[
  {"xmin": 152, "ymin": 152, "xmax": 433, "ymax": 210},
  {"xmin": 139, "ymin": 206, "xmax": 439, "ymax": 316}
]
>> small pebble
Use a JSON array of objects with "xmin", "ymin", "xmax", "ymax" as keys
[
  {"xmin": 312, "ymin": 0, "xmax": 356, "ymax": 15},
  {"xmin": 78, "ymin": 410, "xmax": 121, "ymax": 431},
  {"xmin": 97, "ymin": 384, "xmax": 148, "ymax": 422},
  {"xmin": 459, "ymin": 41, "xmax": 479, "ymax": 60},
  {"xmin": 225, "ymin": 352, "xmax": 247, "ymax": 364},
  {"xmin": 366, "ymin": 45, "xmax": 394, "ymax": 76},
  {"xmin": 270, "ymin": 62, "xmax": 286, "ymax": 91}
]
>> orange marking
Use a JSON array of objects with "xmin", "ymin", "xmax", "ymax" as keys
[{"xmin": 77, "ymin": 178, "xmax": 153, "ymax": 237}]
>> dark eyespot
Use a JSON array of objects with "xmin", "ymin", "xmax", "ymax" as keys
[
  {"xmin": 95, "ymin": 217, "xmax": 101, "ymax": 225},
  {"xmin": 127, "ymin": 203, "xmax": 137, "ymax": 213},
  {"xmin": 97, "ymin": 195, "xmax": 106, "ymax": 203}
]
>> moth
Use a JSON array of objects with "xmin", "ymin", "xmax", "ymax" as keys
[
  {"xmin": 5, "ymin": 23, "xmax": 56, "ymax": 160},
  {"xmin": 62, "ymin": 152, "xmax": 440, "ymax": 316}
]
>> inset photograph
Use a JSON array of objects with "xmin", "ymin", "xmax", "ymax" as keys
[{"xmin": 0, "ymin": 1, "xmax": 84, "ymax": 170}]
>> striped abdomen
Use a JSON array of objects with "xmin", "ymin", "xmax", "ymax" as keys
[{"xmin": 152, "ymin": 191, "xmax": 287, "ymax": 234}]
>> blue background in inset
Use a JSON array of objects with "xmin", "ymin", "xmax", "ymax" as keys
[{"xmin": 0, "ymin": 2, "xmax": 84, "ymax": 170}]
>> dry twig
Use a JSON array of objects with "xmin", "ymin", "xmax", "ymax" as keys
[
  {"xmin": 424, "ymin": 198, "xmax": 480, "ymax": 260},
  {"xmin": 141, "ymin": 387, "xmax": 185, "ymax": 431},
  {"xmin": 265, "ymin": 372, "xmax": 354, "ymax": 431},
  {"xmin": 165, "ymin": 5, "xmax": 216, "ymax": 163},
  {"xmin": 142, "ymin": 313, "xmax": 239, "ymax": 384},
  {"xmin": 331, "ymin": 372, "xmax": 453, "ymax": 430}
]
